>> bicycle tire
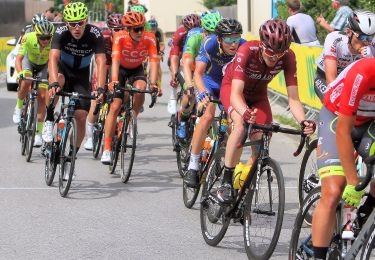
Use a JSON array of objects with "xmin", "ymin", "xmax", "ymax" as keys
[
  {"xmin": 360, "ymin": 213, "xmax": 375, "ymax": 260},
  {"xmin": 25, "ymin": 100, "xmax": 37, "ymax": 162},
  {"xmin": 200, "ymin": 154, "xmax": 230, "ymax": 246},
  {"xmin": 59, "ymin": 119, "xmax": 77, "ymax": 197},
  {"xmin": 109, "ymin": 128, "xmax": 121, "ymax": 174},
  {"xmin": 243, "ymin": 158, "xmax": 285, "ymax": 260},
  {"xmin": 44, "ymin": 141, "xmax": 58, "ymax": 186},
  {"xmin": 20, "ymin": 99, "xmax": 29, "ymax": 156},
  {"xmin": 92, "ymin": 119, "xmax": 104, "ymax": 159},
  {"xmin": 182, "ymin": 173, "xmax": 201, "ymax": 209},
  {"xmin": 120, "ymin": 110, "xmax": 137, "ymax": 183}
]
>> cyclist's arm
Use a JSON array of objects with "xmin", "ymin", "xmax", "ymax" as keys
[
  {"xmin": 231, "ymin": 79, "xmax": 249, "ymax": 116},
  {"xmin": 95, "ymin": 53, "xmax": 106, "ymax": 88},
  {"xmin": 336, "ymin": 114, "xmax": 358, "ymax": 185},
  {"xmin": 147, "ymin": 34, "xmax": 159, "ymax": 84},
  {"xmin": 15, "ymin": 54, "xmax": 24, "ymax": 75},
  {"xmin": 111, "ymin": 58, "xmax": 120, "ymax": 82},
  {"xmin": 324, "ymin": 58, "xmax": 338, "ymax": 84},
  {"xmin": 170, "ymin": 54, "xmax": 179, "ymax": 76},
  {"xmin": 182, "ymin": 53, "xmax": 194, "ymax": 87},
  {"xmin": 286, "ymin": 85, "xmax": 305, "ymax": 123},
  {"xmin": 193, "ymin": 61, "xmax": 207, "ymax": 93},
  {"xmin": 48, "ymin": 49, "xmax": 61, "ymax": 84}
]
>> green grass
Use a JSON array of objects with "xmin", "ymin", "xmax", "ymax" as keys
[
  {"xmin": 274, "ymin": 114, "xmax": 300, "ymax": 129},
  {"xmin": 0, "ymin": 49, "xmax": 11, "ymax": 70}
]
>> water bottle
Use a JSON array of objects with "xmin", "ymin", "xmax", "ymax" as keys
[
  {"xmin": 341, "ymin": 204, "xmax": 356, "ymax": 240},
  {"xmin": 201, "ymin": 137, "xmax": 212, "ymax": 162},
  {"xmin": 57, "ymin": 119, "xmax": 65, "ymax": 141},
  {"xmin": 220, "ymin": 118, "xmax": 228, "ymax": 133},
  {"xmin": 167, "ymin": 88, "xmax": 177, "ymax": 115},
  {"xmin": 117, "ymin": 115, "xmax": 124, "ymax": 138}
]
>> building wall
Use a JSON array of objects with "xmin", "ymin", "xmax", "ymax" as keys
[{"xmin": 25, "ymin": 0, "xmax": 53, "ymax": 22}]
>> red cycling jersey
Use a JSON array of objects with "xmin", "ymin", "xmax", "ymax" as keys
[
  {"xmin": 323, "ymin": 58, "xmax": 375, "ymax": 125},
  {"xmin": 102, "ymin": 29, "xmax": 112, "ymax": 65},
  {"xmin": 112, "ymin": 30, "xmax": 158, "ymax": 69},
  {"xmin": 220, "ymin": 40, "xmax": 297, "ymax": 124},
  {"xmin": 169, "ymin": 26, "xmax": 188, "ymax": 56}
]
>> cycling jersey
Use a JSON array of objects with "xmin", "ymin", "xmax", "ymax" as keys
[
  {"xmin": 52, "ymin": 24, "xmax": 105, "ymax": 70},
  {"xmin": 316, "ymin": 31, "xmax": 375, "ymax": 74},
  {"xmin": 102, "ymin": 29, "xmax": 112, "ymax": 65},
  {"xmin": 323, "ymin": 58, "xmax": 375, "ymax": 126},
  {"xmin": 286, "ymin": 13, "xmax": 320, "ymax": 46},
  {"xmin": 182, "ymin": 27, "xmax": 203, "ymax": 53},
  {"xmin": 112, "ymin": 31, "xmax": 158, "ymax": 69},
  {"xmin": 169, "ymin": 26, "xmax": 188, "ymax": 56},
  {"xmin": 18, "ymin": 32, "xmax": 51, "ymax": 65}
]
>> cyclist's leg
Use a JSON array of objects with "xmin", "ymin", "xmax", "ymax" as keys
[
  {"xmin": 129, "ymin": 65, "xmax": 147, "ymax": 116},
  {"xmin": 312, "ymin": 107, "xmax": 346, "ymax": 259}
]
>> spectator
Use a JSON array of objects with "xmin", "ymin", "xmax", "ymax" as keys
[
  {"xmin": 54, "ymin": 10, "xmax": 63, "ymax": 22},
  {"xmin": 127, "ymin": 0, "xmax": 148, "ymax": 13},
  {"xmin": 286, "ymin": 0, "xmax": 320, "ymax": 46},
  {"xmin": 44, "ymin": 7, "xmax": 55, "ymax": 22},
  {"xmin": 317, "ymin": 0, "xmax": 353, "ymax": 32}
]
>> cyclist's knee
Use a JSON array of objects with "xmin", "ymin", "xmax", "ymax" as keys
[{"xmin": 320, "ymin": 178, "xmax": 345, "ymax": 207}]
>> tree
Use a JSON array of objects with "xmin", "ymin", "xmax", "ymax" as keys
[{"xmin": 203, "ymin": 0, "xmax": 236, "ymax": 9}]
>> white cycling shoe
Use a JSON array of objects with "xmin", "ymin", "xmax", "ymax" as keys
[
  {"xmin": 84, "ymin": 137, "xmax": 93, "ymax": 151},
  {"xmin": 33, "ymin": 134, "xmax": 43, "ymax": 147},
  {"xmin": 13, "ymin": 107, "xmax": 22, "ymax": 124},
  {"xmin": 101, "ymin": 150, "xmax": 112, "ymax": 165}
]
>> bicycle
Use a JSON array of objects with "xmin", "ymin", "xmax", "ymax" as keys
[
  {"xmin": 18, "ymin": 73, "xmax": 48, "ymax": 162},
  {"xmin": 289, "ymin": 154, "xmax": 375, "ymax": 260},
  {"xmin": 200, "ymin": 122, "xmax": 306, "ymax": 259},
  {"xmin": 108, "ymin": 83, "xmax": 157, "ymax": 183},
  {"xmin": 44, "ymin": 91, "xmax": 96, "ymax": 197},
  {"xmin": 182, "ymin": 99, "xmax": 228, "ymax": 209}
]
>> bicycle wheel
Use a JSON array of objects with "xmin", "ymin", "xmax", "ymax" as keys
[
  {"xmin": 59, "ymin": 119, "xmax": 77, "ymax": 197},
  {"xmin": 182, "ymin": 146, "xmax": 201, "ymax": 208},
  {"xmin": 243, "ymin": 158, "xmax": 285, "ymax": 260},
  {"xmin": 44, "ymin": 141, "xmax": 58, "ymax": 186},
  {"xmin": 92, "ymin": 119, "xmax": 103, "ymax": 159},
  {"xmin": 360, "ymin": 212, "xmax": 375, "ymax": 260},
  {"xmin": 25, "ymin": 100, "xmax": 37, "ymax": 162},
  {"xmin": 120, "ymin": 110, "xmax": 137, "ymax": 183},
  {"xmin": 200, "ymin": 154, "xmax": 230, "ymax": 246},
  {"xmin": 20, "ymin": 99, "xmax": 29, "ymax": 156}
]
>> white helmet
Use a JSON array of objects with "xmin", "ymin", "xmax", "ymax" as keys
[{"xmin": 348, "ymin": 10, "xmax": 375, "ymax": 35}]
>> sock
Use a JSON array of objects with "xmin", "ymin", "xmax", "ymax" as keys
[
  {"xmin": 46, "ymin": 104, "xmax": 55, "ymax": 121},
  {"xmin": 188, "ymin": 153, "xmax": 200, "ymax": 171},
  {"xmin": 313, "ymin": 246, "xmax": 328, "ymax": 259},
  {"xmin": 16, "ymin": 98, "xmax": 23, "ymax": 109},
  {"xmin": 223, "ymin": 166, "xmax": 235, "ymax": 184},
  {"xmin": 86, "ymin": 121, "xmax": 94, "ymax": 138},
  {"xmin": 104, "ymin": 137, "xmax": 112, "ymax": 151},
  {"xmin": 156, "ymin": 79, "xmax": 161, "ymax": 89},
  {"xmin": 181, "ymin": 111, "xmax": 190, "ymax": 121},
  {"xmin": 37, "ymin": 122, "xmax": 43, "ymax": 134}
]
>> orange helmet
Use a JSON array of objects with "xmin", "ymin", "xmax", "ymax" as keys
[{"xmin": 122, "ymin": 11, "xmax": 145, "ymax": 27}]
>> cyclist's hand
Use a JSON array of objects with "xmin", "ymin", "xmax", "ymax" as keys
[
  {"xmin": 359, "ymin": 46, "xmax": 370, "ymax": 57},
  {"xmin": 300, "ymin": 120, "xmax": 316, "ymax": 135},
  {"xmin": 48, "ymin": 82, "xmax": 60, "ymax": 97},
  {"xmin": 342, "ymin": 184, "xmax": 365, "ymax": 208},
  {"xmin": 197, "ymin": 91, "xmax": 210, "ymax": 107},
  {"xmin": 170, "ymin": 74, "xmax": 178, "ymax": 88},
  {"xmin": 16, "ymin": 71, "xmax": 25, "ymax": 83},
  {"xmin": 149, "ymin": 84, "xmax": 160, "ymax": 96},
  {"xmin": 108, "ymin": 81, "xmax": 119, "ymax": 93},
  {"xmin": 93, "ymin": 87, "xmax": 105, "ymax": 103},
  {"xmin": 242, "ymin": 107, "xmax": 257, "ymax": 124}
]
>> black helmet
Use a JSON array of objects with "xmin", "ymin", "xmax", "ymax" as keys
[{"xmin": 215, "ymin": 18, "xmax": 243, "ymax": 37}]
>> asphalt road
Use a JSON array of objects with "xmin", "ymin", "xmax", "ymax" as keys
[{"xmin": 0, "ymin": 61, "xmax": 303, "ymax": 259}]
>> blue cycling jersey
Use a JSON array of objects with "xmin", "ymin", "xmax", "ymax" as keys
[
  {"xmin": 182, "ymin": 27, "xmax": 203, "ymax": 53},
  {"xmin": 196, "ymin": 35, "xmax": 246, "ymax": 86}
]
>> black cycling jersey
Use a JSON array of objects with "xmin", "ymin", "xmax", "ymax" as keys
[{"xmin": 52, "ymin": 24, "xmax": 105, "ymax": 70}]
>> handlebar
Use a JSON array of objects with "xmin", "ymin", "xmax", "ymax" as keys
[
  {"xmin": 93, "ymin": 92, "xmax": 113, "ymax": 116},
  {"xmin": 20, "ymin": 76, "xmax": 48, "ymax": 85},
  {"xmin": 197, "ymin": 98, "xmax": 222, "ymax": 117},
  {"xmin": 238, "ymin": 122, "xmax": 306, "ymax": 157},
  {"xmin": 115, "ymin": 84, "xmax": 158, "ymax": 108},
  {"xmin": 56, "ymin": 91, "xmax": 96, "ymax": 100},
  {"xmin": 355, "ymin": 155, "xmax": 375, "ymax": 191}
]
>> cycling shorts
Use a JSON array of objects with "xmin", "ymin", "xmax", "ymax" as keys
[
  {"xmin": 203, "ymin": 76, "xmax": 220, "ymax": 99},
  {"xmin": 317, "ymin": 106, "xmax": 375, "ymax": 179},
  {"xmin": 313, "ymin": 68, "xmax": 328, "ymax": 102},
  {"xmin": 114, "ymin": 65, "xmax": 146, "ymax": 99},
  {"xmin": 59, "ymin": 62, "xmax": 91, "ymax": 112},
  {"xmin": 22, "ymin": 56, "xmax": 48, "ymax": 89}
]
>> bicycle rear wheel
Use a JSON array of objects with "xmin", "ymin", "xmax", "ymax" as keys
[
  {"xmin": 25, "ymin": 100, "xmax": 37, "ymax": 162},
  {"xmin": 44, "ymin": 141, "xmax": 58, "ymax": 186},
  {"xmin": 120, "ymin": 110, "xmax": 137, "ymax": 183},
  {"xmin": 59, "ymin": 119, "xmax": 77, "ymax": 197},
  {"xmin": 243, "ymin": 158, "xmax": 285, "ymax": 260},
  {"xmin": 200, "ymin": 154, "xmax": 230, "ymax": 246},
  {"xmin": 109, "ymin": 132, "xmax": 120, "ymax": 174},
  {"xmin": 360, "ymin": 211, "xmax": 375, "ymax": 260}
]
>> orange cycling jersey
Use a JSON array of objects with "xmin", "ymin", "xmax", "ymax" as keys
[{"xmin": 112, "ymin": 31, "xmax": 158, "ymax": 69}]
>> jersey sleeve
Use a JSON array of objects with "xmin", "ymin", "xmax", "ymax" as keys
[
  {"xmin": 111, "ymin": 33, "xmax": 122, "ymax": 60},
  {"xmin": 283, "ymin": 50, "xmax": 298, "ymax": 87},
  {"xmin": 338, "ymin": 73, "xmax": 368, "ymax": 116},
  {"xmin": 231, "ymin": 43, "xmax": 250, "ymax": 82},
  {"xmin": 170, "ymin": 29, "xmax": 182, "ymax": 56},
  {"xmin": 323, "ymin": 33, "xmax": 338, "ymax": 61},
  {"xmin": 146, "ymin": 33, "xmax": 159, "ymax": 62},
  {"xmin": 91, "ymin": 26, "xmax": 105, "ymax": 54},
  {"xmin": 196, "ymin": 37, "xmax": 212, "ymax": 64},
  {"xmin": 51, "ymin": 26, "xmax": 67, "ymax": 50},
  {"xmin": 18, "ymin": 34, "xmax": 28, "ymax": 56}
]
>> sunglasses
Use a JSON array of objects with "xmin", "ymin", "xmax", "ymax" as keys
[
  {"xmin": 132, "ymin": 26, "xmax": 144, "ymax": 33},
  {"xmin": 38, "ymin": 35, "xmax": 52, "ymax": 41},
  {"xmin": 111, "ymin": 28, "xmax": 123, "ymax": 33},
  {"xmin": 66, "ymin": 20, "xmax": 86, "ymax": 28},
  {"xmin": 353, "ymin": 31, "xmax": 374, "ymax": 42},
  {"xmin": 222, "ymin": 37, "xmax": 241, "ymax": 44},
  {"xmin": 261, "ymin": 43, "xmax": 287, "ymax": 59}
]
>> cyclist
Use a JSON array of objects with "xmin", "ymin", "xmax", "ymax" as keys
[
  {"xmin": 217, "ymin": 19, "xmax": 316, "ymax": 203},
  {"xmin": 315, "ymin": 10, "xmax": 375, "ymax": 101},
  {"xmin": 12, "ymin": 20, "xmax": 55, "ymax": 147},
  {"xmin": 83, "ymin": 13, "xmax": 124, "ymax": 151},
  {"xmin": 148, "ymin": 18, "xmax": 165, "ymax": 96},
  {"xmin": 176, "ymin": 11, "xmax": 222, "ymax": 140},
  {"xmin": 183, "ymin": 18, "xmax": 246, "ymax": 187},
  {"xmin": 21, "ymin": 13, "xmax": 48, "ymax": 36},
  {"xmin": 168, "ymin": 14, "xmax": 201, "ymax": 88},
  {"xmin": 100, "ymin": 11, "xmax": 159, "ymax": 164},
  {"xmin": 43, "ymin": 2, "xmax": 106, "ymax": 162},
  {"xmin": 311, "ymin": 58, "xmax": 375, "ymax": 260}
]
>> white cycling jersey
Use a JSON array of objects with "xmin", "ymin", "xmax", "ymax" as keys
[{"xmin": 316, "ymin": 31, "xmax": 375, "ymax": 74}]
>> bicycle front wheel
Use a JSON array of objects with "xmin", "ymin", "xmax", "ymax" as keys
[
  {"xmin": 243, "ymin": 158, "xmax": 285, "ymax": 260},
  {"xmin": 120, "ymin": 110, "xmax": 137, "ymax": 183},
  {"xmin": 44, "ymin": 141, "xmax": 58, "ymax": 186},
  {"xmin": 20, "ymin": 99, "xmax": 29, "ymax": 156},
  {"xmin": 59, "ymin": 119, "xmax": 77, "ymax": 197},
  {"xmin": 25, "ymin": 100, "xmax": 37, "ymax": 162},
  {"xmin": 92, "ymin": 120, "xmax": 104, "ymax": 159}
]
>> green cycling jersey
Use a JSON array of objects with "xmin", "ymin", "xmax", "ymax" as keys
[
  {"xmin": 18, "ymin": 32, "xmax": 51, "ymax": 65},
  {"xmin": 184, "ymin": 33, "xmax": 204, "ymax": 58}
]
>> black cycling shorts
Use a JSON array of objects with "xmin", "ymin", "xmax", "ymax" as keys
[{"xmin": 114, "ymin": 65, "xmax": 146, "ymax": 99}]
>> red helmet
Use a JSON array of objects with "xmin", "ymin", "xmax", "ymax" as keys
[
  {"xmin": 259, "ymin": 19, "xmax": 292, "ymax": 52},
  {"xmin": 107, "ymin": 13, "xmax": 124, "ymax": 29},
  {"xmin": 122, "ymin": 11, "xmax": 145, "ymax": 27},
  {"xmin": 182, "ymin": 14, "xmax": 201, "ymax": 30}
]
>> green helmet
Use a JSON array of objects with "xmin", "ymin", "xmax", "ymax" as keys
[
  {"xmin": 201, "ymin": 11, "xmax": 222, "ymax": 32},
  {"xmin": 34, "ymin": 20, "xmax": 55, "ymax": 36},
  {"xmin": 64, "ymin": 2, "xmax": 88, "ymax": 22},
  {"xmin": 130, "ymin": 5, "xmax": 146, "ymax": 14}
]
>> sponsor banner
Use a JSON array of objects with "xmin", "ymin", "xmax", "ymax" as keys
[
  {"xmin": 245, "ymin": 33, "xmax": 323, "ymax": 110},
  {"xmin": 0, "ymin": 37, "xmax": 15, "ymax": 71}
]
